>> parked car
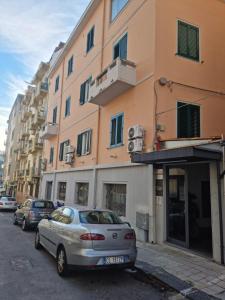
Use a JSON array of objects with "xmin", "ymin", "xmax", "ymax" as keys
[
  {"xmin": 0, "ymin": 196, "xmax": 17, "ymax": 211},
  {"xmin": 35, "ymin": 207, "xmax": 137, "ymax": 276},
  {"xmin": 13, "ymin": 199, "xmax": 55, "ymax": 230}
]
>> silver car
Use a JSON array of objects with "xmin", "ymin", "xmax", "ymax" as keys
[
  {"xmin": 35, "ymin": 207, "xmax": 137, "ymax": 276},
  {"xmin": 0, "ymin": 196, "xmax": 17, "ymax": 211}
]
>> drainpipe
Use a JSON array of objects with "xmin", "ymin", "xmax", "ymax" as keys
[
  {"xmin": 217, "ymin": 160, "xmax": 224, "ymax": 265},
  {"xmin": 92, "ymin": 0, "xmax": 106, "ymax": 208}
]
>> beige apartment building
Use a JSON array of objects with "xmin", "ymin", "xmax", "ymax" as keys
[
  {"xmin": 38, "ymin": 0, "xmax": 225, "ymax": 264},
  {"xmin": 4, "ymin": 94, "xmax": 24, "ymax": 195}
]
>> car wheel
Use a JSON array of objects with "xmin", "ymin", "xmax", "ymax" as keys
[
  {"xmin": 22, "ymin": 218, "xmax": 28, "ymax": 231},
  {"xmin": 34, "ymin": 230, "xmax": 42, "ymax": 250},
  {"xmin": 13, "ymin": 214, "xmax": 18, "ymax": 225},
  {"xmin": 57, "ymin": 247, "xmax": 68, "ymax": 277}
]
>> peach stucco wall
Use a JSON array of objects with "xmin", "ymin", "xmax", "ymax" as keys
[{"xmin": 44, "ymin": 0, "xmax": 225, "ymax": 172}]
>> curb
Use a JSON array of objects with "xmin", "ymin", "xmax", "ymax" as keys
[{"xmin": 135, "ymin": 260, "xmax": 220, "ymax": 300}]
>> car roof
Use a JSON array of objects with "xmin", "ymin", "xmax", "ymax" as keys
[{"xmin": 62, "ymin": 205, "xmax": 112, "ymax": 213}]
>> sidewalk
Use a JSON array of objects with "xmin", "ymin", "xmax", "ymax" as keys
[{"xmin": 136, "ymin": 242, "xmax": 225, "ymax": 300}]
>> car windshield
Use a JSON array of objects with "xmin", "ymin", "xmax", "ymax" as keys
[
  {"xmin": 1, "ymin": 197, "xmax": 16, "ymax": 201},
  {"xmin": 79, "ymin": 211, "xmax": 124, "ymax": 224},
  {"xmin": 32, "ymin": 201, "xmax": 54, "ymax": 209}
]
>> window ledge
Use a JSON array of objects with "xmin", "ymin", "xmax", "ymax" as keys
[{"xmin": 107, "ymin": 143, "xmax": 124, "ymax": 149}]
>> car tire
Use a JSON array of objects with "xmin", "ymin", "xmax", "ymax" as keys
[
  {"xmin": 56, "ymin": 247, "xmax": 68, "ymax": 277},
  {"xmin": 34, "ymin": 230, "xmax": 42, "ymax": 250},
  {"xmin": 13, "ymin": 214, "xmax": 18, "ymax": 225},
  {"xmin": 22, "ymin": 218, "xmax": 28, "ymax": 231}
]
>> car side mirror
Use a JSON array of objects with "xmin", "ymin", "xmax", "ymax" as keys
[{"xmin": 47, "ymin": 215, "xmax": 53, "ymax": 221}]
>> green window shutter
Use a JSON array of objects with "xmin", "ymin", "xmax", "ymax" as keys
[
  {"xmin": 117, "ymin": 114, "xmax": 123, "ymax": 144},
  {"xmin": 49, "ymin": 147, "xmax": 54, "ymax": 163},
  {"xmin": 52, "ymin": 106, "xmax": 57, "ymax": 123},
  {"xmin": 113, "ymin": 43, "xmax": 120, "ymax": 60},
  {"xmin": 188, "ymin": 26, "xmax": 199, "ymax": 60},
  {"xmin": 177, "ymin": 102, "xmax": 200, "ymax": 138},
  {"xmin": 110, "ymin": 118, "xmax": 117, "ymax": 146},
  {"xmin": 59, "ymin": 143, "xmax": 64, "ymax": 161},
  {"xmin": 77, "ymin": 134, "xmax": 82, "ymax": 156},
  {"xmin": 119, "ymin": 34, "xmax": 127, "ymax": 60},
  {"xmin": 87, "ymin": 129, "xmax": 92, "ymax": 154},
  {"xmin": 80, "ymin": 82, "xmax": 86, "ymax": 105},
  {"xmin": 178, "ymin": 21, "xmax": 188, "ymax": 57}
]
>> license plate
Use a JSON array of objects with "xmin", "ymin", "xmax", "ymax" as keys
[{"xmin": 105, "ymin": 256, "xmax": 125, "ymax": 265}]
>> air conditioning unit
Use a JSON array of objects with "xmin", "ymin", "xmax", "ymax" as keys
[
  {"xmin": 127, "ymin": 138, "xmax": 143, "ymax": 153},
  {"xmin": 65, "ymin": 145, "xmax": 75, "ymax": 154},
  {"xmin": 128, "ymin": 125, "xmax": 144, "ymax": 140},
  {"xmin": 65, "ymin": 153, "xmax": 74, "ymax": 164}
]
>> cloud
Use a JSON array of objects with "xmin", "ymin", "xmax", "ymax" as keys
[
  {"xmin": 0, "ymin": 107, "xmax": 11, "ymax": 151},
  {"xmin": 0, "ymin": 0, "xmax": 90, "ymax": 150},
  {"xmin": 0, "ymin": 0, "xmax": 90, "ymax": 72}
]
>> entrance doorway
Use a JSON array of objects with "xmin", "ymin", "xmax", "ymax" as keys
[{"xmin": 167, "ymin": 164, "xmax": 212, "ymax": 257}]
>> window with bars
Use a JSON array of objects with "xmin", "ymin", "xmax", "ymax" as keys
[
  {"xmin": 177, "ymin": 21, "xmax": 199, "ymax": 61},
  {"xmin": 59, "ymin": 140, "xmax": 70, "ymax": 161},
  {"xmin": 177, "ymin": 102, "xmax": 200, "ymax": 138},
  {"xmin": 86, "ymin": 26, "xmax": 95, "ymax": 53},
  {"xmin": 79, "ymin": 77, "xmax": 92, "ymax": 105},
  {"xmin": 55, "ymin": 75, "xmax": 60, "ymax": 92},
  {"xmin": 65, "ymin": 96, "xmax": 71, "ymax": 117},
  {"xmin": 111, "ymin": 0, "xmax": 129, "ymax": 21},
  {"xmin": 76, "ymin": 130, "xmax": 92, "ymax": 156},
  {"xmin": 113, "ymin": 34, "xmax": 127, "ymax": 60},
  {"xmin": 105, "ymin": 184, "xmax": 126, "ymax": 217},
  {"xmin": 67, "ymin": 56, "xmax": 74, "ymax": 76},
  {"xmin": 110, "ymin": 113, "xmax": 124, "ymax": 147},
  {"xmin": 75, "ymin": 182, "xmax": 89, "ymax": 206},
  {"xmin": 58, "ymin": 182, "xmax": 66, "ymax": 201}
]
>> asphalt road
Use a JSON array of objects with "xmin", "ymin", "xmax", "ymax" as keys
[{"xmin": 0, "ymin": 212, "xmax": 178, "ymax": 300}]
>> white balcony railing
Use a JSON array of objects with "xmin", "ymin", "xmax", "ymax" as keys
[
  {"xmin": 89, "ymin": 58, "xmax": 136, "ymax": 106},
  {"xmin": 40, "ymin": 122, "xmax": 58, "ymax": 139}
]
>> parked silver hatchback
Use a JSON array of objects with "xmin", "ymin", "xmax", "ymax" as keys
[{"xmin": 35, "ymin": 206, "xmax": 137, "ymax": 276}]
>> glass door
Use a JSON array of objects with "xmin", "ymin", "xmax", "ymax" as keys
[{"xmin": 167, "ymin": 167, "xmax": 189, "ymax": 247}]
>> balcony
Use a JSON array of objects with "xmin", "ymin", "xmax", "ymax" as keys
[
  {"xmin": 21, "ymin": 108, "xmax": 32, "ymax": 122},
  {"xmin": 40, "ymin": 122, "xmax": 58, "ymax": 139},
  {"xmin": 28, "ymin": 137, "xmax": 43, "ymax": 153},
  {"xmin": 31, "ymin": 109, "xmax": 46, "ymax": 129},
  {"xmin": 31, "ymin": 167, "xmax": 41, "ymax": 178},
  {"xmin": 32, "ymin": 82, "xmax": 48, "ymax": 106},
  {"xmin": 89, "ymin": 58, "xmax": 136, "ymax": 106}
]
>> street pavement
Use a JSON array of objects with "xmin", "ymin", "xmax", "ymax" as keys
[{"xmin": 0, "ymin": 212, "xmax": 179, "ymax": 300}]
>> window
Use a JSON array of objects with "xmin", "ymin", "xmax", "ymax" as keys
[
  {"xmin": 76, "ymin": 130, "xmax": 92, "ymax": 156},
  {"xmin": 111, "ymin": 0, "xmax": 128, "ymax": 21},
  {"xmin": 46, "ymin": 181, "xmax": 52, "ymax": 201},
  {"xmin": 75, "ymin": 182, "xmax": 89, "ymax": 206},
  {"xmin": 113, "ymin": 33, "xmax": 127, "ymax": 60},
  {"xmin": 79, "ymin": 210, "xmax": 123, "ymax": 224},
  {"xmin": 86, "ymin": 26, "xmax": 95, "ymax": 53},
  {"xmin": 177, "ymin": 21, "xmax": 199, "ymax": 61},
  {"xmin": 58, "ymin": 182, "xmax": 67, "ymax": 201},
  {"xmin": 110, "ymin": 113, "xmax": 124, "ymax": 147},
  {"xmin": 105, "ymin": 184, "xmax": 127, "ymax": 217},
  {"xmin": 65, "ymin": 96, "xmax": 71, "ymax": 117},
  {"xmin": 59, "ymin": 140, "xmax": 69, "ymax": 161},
  {"xmin": 49, "ymin": 146, "xmax": 54, "ymax": 164},
  {"xmin": 52, "ymin": 106, "xmax": 57, "ymax": 124},
  {"xmin": 80, "ymin": 77, "xmax": 92, "ymax": 105},
  {"xmin": 55, "ymin": 75, "xmax": 60, "ymax": 92},
  {"xmin": 67, "ymin": 56, "xmax": 73, "ymax": 76},
  {"xmin": 177, "ymin": 102, "xmax": 200, "ymax": 138}
]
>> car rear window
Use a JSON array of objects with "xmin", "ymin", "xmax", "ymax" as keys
[
  {"xmin": 79, "ymin": 211, "xmax": 123, "ymax": 224},
  {"xmin": 32, "ymin": 201, "xmax": 54, "ymax": 209},
  {"xmin": 1, "ymin": 197, "xmax": 16, "ymax": 201}
]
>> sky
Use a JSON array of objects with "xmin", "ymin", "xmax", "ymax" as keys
[{"xmin": 0, "ymin": 0, "xmax": 90, "ymax": 151}]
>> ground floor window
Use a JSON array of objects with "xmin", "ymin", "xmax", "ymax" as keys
[
  {"xmin": 58, "ymin": 182, "xmax": 66, "ymax": 201},
  {"xmin": 105, "ymin": 184, "xmax": 126, "ymax": 217},
  {"xmin": 46, "ymin": 181, "xmax": 52, "ymax": 200},
  {"xmin": 75, "ymin": 182, "xmax": 89, "ymax": 206}
]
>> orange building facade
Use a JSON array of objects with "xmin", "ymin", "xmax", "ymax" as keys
[{"xmin": 40, "ymin": 0, "xmax": 225, "ymax": 263}]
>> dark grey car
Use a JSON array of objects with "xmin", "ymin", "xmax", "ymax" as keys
[{"xmin": 14, "ymin": 199, "xmax": 55, "ymax": 231}]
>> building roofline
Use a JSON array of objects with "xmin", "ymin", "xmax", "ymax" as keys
[{"xmin": 48, "ymin": 0, "xmax": 101, "ymax": 78}]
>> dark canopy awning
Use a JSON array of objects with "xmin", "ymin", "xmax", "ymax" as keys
[{"xmin": 132, "ymin": 146, "xmax": 222, "ymax": 165}]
